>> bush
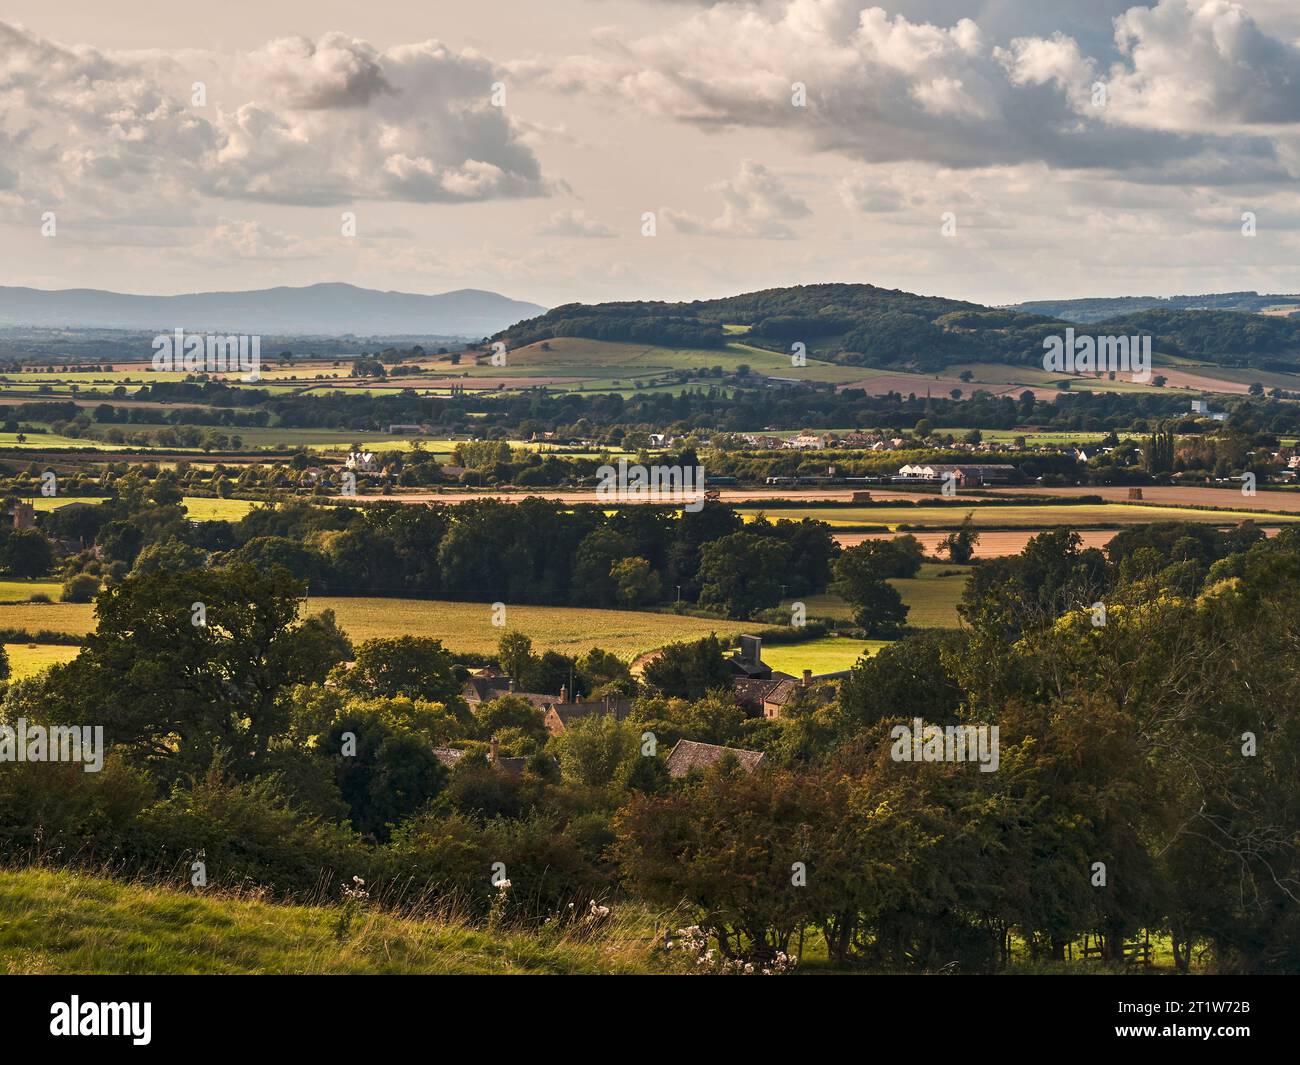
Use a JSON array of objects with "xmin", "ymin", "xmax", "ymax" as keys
[{"xmin": 61, "ymin": 574, "xmax": 100, "ymax": 604}]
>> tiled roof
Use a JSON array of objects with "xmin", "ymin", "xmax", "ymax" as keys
[
  {"xmin": 731, "ymin": 673, "xmax": 796, "ymax": 710},
  {"xmin": 548, "ymin": 698, "xmax": 633, "ymax": 725},
  {"xmin": 665, "ymin": 739, "xmax": 765, "ymax": 779},
  {"xmin": 462, "ymin": 676, "xmax": 511, "ymax": 702}
]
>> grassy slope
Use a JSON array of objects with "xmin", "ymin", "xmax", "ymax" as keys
[{"xmin": 0, "ymin": 868, "xmax": 672, "ymax": 975}]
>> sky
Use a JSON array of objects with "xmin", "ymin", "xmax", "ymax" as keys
[{"xmin": 3, "ymin": 0, "xmax": 1300, "ymax": 309}]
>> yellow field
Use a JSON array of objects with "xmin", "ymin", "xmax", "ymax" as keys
[
  {"xmin": 3, "ymin": 643, "xmax": 79, "ymax": 679},
  {"xmin": 21, "ymin": 496, "xmax": 263, "ymax": 522},
  {"xmin": 0, "ymin": 598, "xmax": 759, "ymax": 661}
]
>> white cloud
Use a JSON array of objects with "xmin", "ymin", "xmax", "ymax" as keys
[
  {"xmin": 534, "ymin": 208, "xmax": 618, "ymax": 237},
  {"xmin": 665, "ymin": 160, "xmax": 811, "ymax": 238},
  {"xmin": 0, "ymin": 22, "xmax": 555, "ymax": 216}
]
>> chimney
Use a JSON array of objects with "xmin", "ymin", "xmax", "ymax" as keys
[
  {"xmin": 559, "ymin": 685, "xmax": 568, "ymax": 703},
  {"xmin": 507, "ymin": 679, "xmax": 516, "ymax": 693},
  {"xmin": 802, "ymin": 669, "xmax": 812, "ymax": 688},
  {"xmin": 489, "ymin": 737, "xmax": 499, "ymax": 764}
]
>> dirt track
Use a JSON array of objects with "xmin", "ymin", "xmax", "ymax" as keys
[{"xmin": 837, "ymin": 525, "xmax": 1283, "ymax": 558}]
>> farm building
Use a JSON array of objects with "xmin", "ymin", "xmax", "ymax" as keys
[{"xmin": 897, "ymin": 463, "xmax": 1021, "ymax": 486}]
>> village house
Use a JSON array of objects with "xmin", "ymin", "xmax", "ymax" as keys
[
  {"xmin": 727, "ymin": 636, "xmax": 847, "ymax": 718},
  {"xmin": 461, "ymin": 668, "xmax": 562, "ymax": 711},
  {"xmin": 543, "ymin": 695, "xmax": 634, "ymax": 736}
]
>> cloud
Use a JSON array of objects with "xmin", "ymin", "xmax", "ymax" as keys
[
  {"xmin": 1104, "ymin": 0, "xmax": 1300, "ymax": 129},
  {"xmin": 534, "ymin": 208, "xmax": 618, "ymax": 237},
  {"xmin": 837, "ymin": 166, "xmax": 917, "ymax": 213},
  {"xmin": 535, "ymin": 0, "xmax": 1300, "ymax": 184},
  {"xmin": 245, "ymin": 33, "xmax": 394, "ymax": 110},
  {"xmin": 665, "ymin": 160, "xmax": 811, "ymax": 238},
  {"xmin": 202, "ymin": 219, "xmax": 316, "ymax": 260},
  {"xmin": 0, "ymin": 22, "xmax": 555, "ymax": 216}
]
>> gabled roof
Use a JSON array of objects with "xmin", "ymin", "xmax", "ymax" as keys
[
  {"xmin": 518, "ymin": 692, "xmax": 563, "ymax": 709},
  {"xmin": 731, "ymin": 674, "xmax": 795, "ymax": 711},
  {"xmin": 665, "ymin": 739, "xmax": 766, "ymax": 779},
  {"xmin": 761, "ymin": 678, "xmax": 837, "ymax": 708},
  {"xmin": 547, "ymin": 697, "xmax": 633, "ymax": 727},
  {"xmin": 462, "ymin": 676, "xmax": 511, "ymax": 702}
]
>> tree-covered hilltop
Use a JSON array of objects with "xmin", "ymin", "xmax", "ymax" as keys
[
  {"xmin": 497, "ymin": 282, "xmax": 1300, "ymax": 371},
  {"xmin": 1013, "ymin": 291, "xmax": 1300, "ymax": 324}
]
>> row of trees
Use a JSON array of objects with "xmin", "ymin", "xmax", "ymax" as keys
[{"xmin": 35, "ymin": 484, "xmax": 838, "ymax": 617}]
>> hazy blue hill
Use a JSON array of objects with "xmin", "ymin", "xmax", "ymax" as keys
[{"xmin": 0, "ymin": 283, "xmax": 545, "ymax": 337}]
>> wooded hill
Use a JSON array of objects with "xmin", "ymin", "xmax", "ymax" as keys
[
  {"xmin": 1012, "ymin": 291, "xmax": 1300, "ymax": 324},
  {"xmin": 497, "ymin": 283, "xmax": 1300, "ymax": 373}
]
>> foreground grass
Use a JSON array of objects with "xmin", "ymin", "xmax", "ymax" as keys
[{"xmin": 0, "ymin": 868, "xmax": 678, "ymax": 975}]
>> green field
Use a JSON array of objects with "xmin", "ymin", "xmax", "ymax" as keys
[
  {"xmin": 743, "ymin": 503, "xmax": 1297, "ymax": 530},
  {"xmin": 785, "ymin": 564, "xmax": 969, "ymax": 632},
  {"xmin": 762, "ymin": 637, "xmax": 886, "ymax": 675},
  {"xmin": 0, "ymin": 868, "xmax": 672, "ymax": 975},
  {"xmin": 0, "ymin": 579, "xmax": 63, "ymax": 603},
  {"xmin": 932, "ymin": 428, "xmax": 1136, "ymax": 445}
]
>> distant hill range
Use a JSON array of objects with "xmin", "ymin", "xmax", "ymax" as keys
[
  {"xmin": 497, "ymin": 282, "xmax": 1300, "ymax": 372},
  {"xmin": 0, "ymin": 283, "xmax": 545, "ymax": 338},
  {"xmin": 1009, "ymin": 292, "xmax": 1300, "ymax": 324}
]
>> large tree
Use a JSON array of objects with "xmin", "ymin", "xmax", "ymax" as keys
[{"xmin": 45, "ymin": 564, "xmax": 349, "ymax": 783}]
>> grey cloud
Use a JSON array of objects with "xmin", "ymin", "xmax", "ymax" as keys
[{"xmin": 547, "ymin": 0, "xmax": 1300, "ymax": 184}]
